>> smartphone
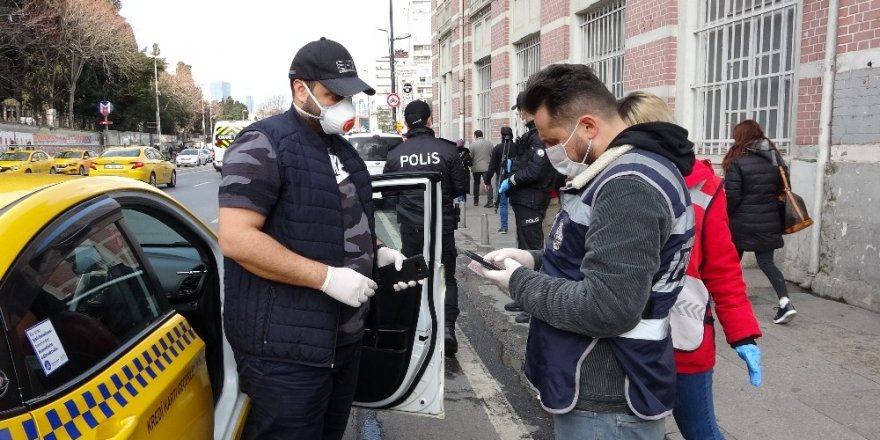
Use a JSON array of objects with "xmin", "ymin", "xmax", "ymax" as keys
[
  {"xmin": 464, "ymin": 250, "xmax": 503, "ymax": 271},
  {"xmin": 377, "ymin": 255, "xmax": 429, "ymax": 285}
]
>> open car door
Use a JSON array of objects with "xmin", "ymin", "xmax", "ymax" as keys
[{"xmin": 354, "ymin": 172, "xmax": 445, "ymax": 417}]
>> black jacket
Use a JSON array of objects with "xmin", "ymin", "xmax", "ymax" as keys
[
  {"xmin": 383, "ymin": 126, "xmax": 469, "ymax": 231},
  {"xmin": 724, "ymin": 139, "xmax": 785, "ymax": 252},
  {"xmin": 608, "ymin": 122, "xmax": 696, "ymax": 176},
  {"xmin": 507, "ymin": 121, "xmax": 555, "ymax": 207},
  {"xmin": 485, "ymin": 138, "xmax": 513, "ymax": 185}
]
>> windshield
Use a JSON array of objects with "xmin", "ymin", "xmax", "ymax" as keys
[
  {"xmin": 349, "ymin": 136, "xmax": 402, "ymax": 161},
  {"xmin": 56, "ymin": 151, "xmax": 84, "ymax": 158},
  {"xmin": 180, "ymin": 149, "xmax": 198, "ymax": 155},
  {"xmin": 101, "ymin": 148, "xmax": 141, "ymax": 158},
  {"xmin": 0, "ymin": 152, "xmax": 30, "ymax": 161}
]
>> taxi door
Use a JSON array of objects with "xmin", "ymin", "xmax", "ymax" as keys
[
  {"xmin": 0, "ymin": 196, "xmax": 215, "ymax": 439},
  {"xmin": 354, "ymin": 172, "xmax": 445, "ymax": 416}
]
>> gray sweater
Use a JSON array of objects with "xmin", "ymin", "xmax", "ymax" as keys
[{"xmin": 509, "ymin": 175, "xmax": 674, "ymax": 413}]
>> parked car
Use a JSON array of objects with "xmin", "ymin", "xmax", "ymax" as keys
[
  {"xmin": 176, "ymin": 149, "xmax": 201, "ymax": 167},
  {"xmin": 344, "ymin": 133, "xmax": 404, "ymax": 176},
  {"xmin": 90, "ymin": 146, "xmax": 176, "ymax": 187},
  {"xmin": 0, "ymin": 148, "xmax": 55, "ymax": 174},
  {"xmin": 53, "ymin": 149, "xmax": 96, "ymax": 175},
  {"xmin": 0, "ymin": 172, "xmax": 446, "ymax": 438},
  {"xmin": 196, "ymin": 149, "xmax": 211, "ymax": 166}
]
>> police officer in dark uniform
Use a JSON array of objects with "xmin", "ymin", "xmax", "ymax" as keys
[
  {"xmin": 499, "ymin": 92, "xmax": 556, "ymax": 323},
  {"xmin": 383, "ymin": 100, "xmax": 470, "ymax": 354}
]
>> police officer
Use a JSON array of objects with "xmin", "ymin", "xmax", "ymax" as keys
[
  {"xmin": 383, "ymin": 100, "xmax": 470, "ymax": 354},
  {"xmin": 500, "ymin": 92, "xmax": 556, "ymax": 323}
]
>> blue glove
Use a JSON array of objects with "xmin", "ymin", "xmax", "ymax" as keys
[
  {"xmin": 499, "ymin": 179, "xmax": 510, "ymax": 194},
  {"xmin": 505, "ymin": 159, "xmax": 512, "ymax": 173},
  {"xmin": 735, "ymin": 344, "xmax": 762, "ymax": 388}
]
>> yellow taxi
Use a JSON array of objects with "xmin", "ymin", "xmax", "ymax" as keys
[
  {"xmin": 0, "ymin": 173, "xmax": 448, "ymax": 438},
  {"xmin": 0, "ymin": 148, "xmax": 56, "ymax": 174},
  {"xmin": 53, "ymin": 149, "xmax": 97, "ymax": 176},
  {"xmin": 90, "ymin": 146, "xmax": 176, "ymax": 187}
]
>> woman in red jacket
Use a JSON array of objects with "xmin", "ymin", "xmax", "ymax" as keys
[{"xmin": 618, "ymin": 92, "xmax": 763, "ymax": 440}]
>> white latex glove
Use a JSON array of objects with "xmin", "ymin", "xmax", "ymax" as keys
[
  {"xmin": 392, "ymin": 279, "xmax": 426, "ymax": 292},
  {"xmin": 377, "ymin": 246, "xmax": 405, "ymax": 270},
  {"xmin": 484, "ymin": 248, "xmax": 535, "ymax": 270},
  {"xmin": 467, "ymin": 257, "xmax": 522, "ymax": 292},
  {"xmin": 320, "ymin": 266, "xmax": 377, "ymax": 307}
]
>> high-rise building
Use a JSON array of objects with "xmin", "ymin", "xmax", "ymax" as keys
[
  {"xmin": 245, "ymin": 96, "xmax": 254, "ymax": 116},
  {"xmin": 209, "ymin": 82, "xmax": 231, "ymax": 101}
]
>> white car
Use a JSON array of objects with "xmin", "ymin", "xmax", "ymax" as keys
[
  {"xmin": 345, "ymin": 133, "xmax": 404, "ymax": 176},
  {"xmin": 176, "ymin": 149, "xmax": 201, "ymax": 167}
]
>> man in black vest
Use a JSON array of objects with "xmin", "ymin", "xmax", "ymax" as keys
[
  {"xmin": 499, "ymin": 92, "xmax": 555, "ymax": 323},
  {"xmin": 218, "ymin": 38, "xmax": 413, "ymax": 440},
  {"xmin": 383, "ymin": 100, "xmax": 470, "ymax": 354}
]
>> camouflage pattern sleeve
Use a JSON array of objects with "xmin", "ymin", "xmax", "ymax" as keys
[{"xmin": 218, "ymin": 131, "xmax": 280, "ymax": 216}]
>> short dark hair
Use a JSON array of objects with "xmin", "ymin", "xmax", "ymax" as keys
[
  {"xmin": 521, "ymin": 64, "xmax": 618, "ymax": 127},
  {"xmin": 500, "ymin": 126, "xmax": 513, "ymax": 141},
  {"xmin": 474, "ymin": 130, "xmax": 483, "ymax": 138}
]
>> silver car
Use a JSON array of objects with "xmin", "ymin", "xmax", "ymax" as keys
[{"xmin": 176, "ymin": 149, "xmax": 201, "ymax": 167}]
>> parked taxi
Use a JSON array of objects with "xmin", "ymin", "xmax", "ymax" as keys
[
  {"xmin": 0, "ymin": 148, "xmax": 56, "ymax": 174},
  {"xmin": 0, "ymin": 172, "xmax": 448, "ymax": 439},
  {"xmin": 90, "ymin": 146, "xmax": 176, "ymax": 187},
  {"xmin": 53, "ymin": 149, "xmax": 96, "ymax": 175}
]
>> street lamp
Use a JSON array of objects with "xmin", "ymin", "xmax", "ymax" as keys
[
  {"xmin": 148, "ymin": 43, "xmax": 162, "ymax": 147},
  {"xmin": 379, "ymin": 1, "xmax": 412, "ymax": 131}
]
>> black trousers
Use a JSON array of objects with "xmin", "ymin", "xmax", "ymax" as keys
[
  {"xmin": 236, "ymin": 342, "xmax": 362, "ymax": 440},
  {"xmin": 400, "ymin": 222, "xmax": 459, "ymax": 325},
  {"xmin": 738, "ymin": 248, "xmax": 789, "ymax": 300},
  {"xmin": 511, "ymin": 202, "xmax": 546, "ymax": 251},
  {"xmin": 472, "ymin": 171, "xmax": 492, "ymax": 203}
]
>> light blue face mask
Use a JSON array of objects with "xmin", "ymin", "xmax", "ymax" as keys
[{"xmin": 545, "ymin": 122, "xmax": 592, "ymax": 177}]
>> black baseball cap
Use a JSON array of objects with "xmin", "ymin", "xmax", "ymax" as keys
[
  {"xmin": 404, "ymin": 100, "xmax": 432, "ymax": 126},
  {"xmin": 288, "ymin": 37, "xmax": 375, "ymax": 96},
  {"xmin": 511, "ymin": 91, "xmax": 525, "ymax": 110}
]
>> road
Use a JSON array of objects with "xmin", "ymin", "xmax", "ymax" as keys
[{"xmin": 161, "ymin": 166, "xmax": 553, "ymax": 440}]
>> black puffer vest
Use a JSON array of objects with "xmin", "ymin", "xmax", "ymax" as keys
[
  {"xmin": 724, "ymin": 140, "xmax": 784, "ymax": 252},
  {"xmin": 223, "ymin": 109, "xmax": 375, "ymax": 366}
]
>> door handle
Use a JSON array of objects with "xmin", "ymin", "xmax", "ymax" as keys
[{"xmin": 106, "ymin": 416, "xmax": 138, "ymax": 440}]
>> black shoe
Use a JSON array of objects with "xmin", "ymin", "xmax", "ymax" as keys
[
  {"xmin": 484, "ymin": 201, "xmax": 493, "ymax": 208},
  {"xmin": 498, "ymin": 228, "xmax": 508, "ymax": 234},
  {"xmin": 445, "ymin": 324, "xmax": 458, "ymax": 355},
  {"xmin": 514, "ymin": 312, "xmax": 531, "ymax": 324},
  {"xmin": 474, "ymin": 200, "xmax": 479, "ymax": 206},
  {"xmin": 773, "ymin": 302, "xmax": 797, "ymax": 324},
  {"xmin": 504, "ymin": 301, "xmax": 524, "ymax": 312}
]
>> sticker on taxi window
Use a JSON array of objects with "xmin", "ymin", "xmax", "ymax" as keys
[{"xmin": 25, "ymin": 319, "xmax": 69, "ymax": 375}]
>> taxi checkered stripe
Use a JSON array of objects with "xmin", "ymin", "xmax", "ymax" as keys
[{"xmin": 28, "ymin": 320, "xmax": 197, "ymax": 440}]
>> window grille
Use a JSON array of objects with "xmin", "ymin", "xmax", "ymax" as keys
[
  {"xmin": 475, "ymin": 58, "xmax": 492, "ymax": 136},
  {"xmin": 694, "ymin": 0, "xmax": 797, "ymax": 155},
  {"xmin": 579, "ymin": 0, "xmax": 625, "ymax": 98},
  {"xmin": 515, "ymin": 35, "xmax": 541, "ymax": 91}
]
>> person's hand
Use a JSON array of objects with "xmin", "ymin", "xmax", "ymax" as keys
[
  {"xmin": 320, "ymin": 266, "xmax": 377, "ymax": 307},
  {"xmin": 484, "ymin": 248, "xmax": 535, "ymax": 270},
  {"xmin": 467, "ymin": 257, "xmax": 522, "ymax": 292},
  {"xmin": 377, "ymin": 246, "xmax": 405, "ymax": 270},
  {"xmin": 499, "ymin": 179, "xmax": 510, "ymax": 194},
  {"xmin": 735, "ymin": 344, "xmax": 762, "ymax": 388},
  {"xmin": 484, "ymin": 183, "xmax": 492, "ymax": 193},
  {"xmin": 392, "ymin": 279, "xmax": 425, "ymax": 292}
]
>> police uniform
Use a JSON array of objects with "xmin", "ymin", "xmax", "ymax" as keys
[
  {"xmin": 506, "ymin": 120, "xmax": 555, "ymax": 250},
  {"xmin": 383, "ymin": 123, "xmax": 469, "ymax": 352}
]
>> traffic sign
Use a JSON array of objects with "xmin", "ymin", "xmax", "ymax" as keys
[
  {"xmin": 387, "ymin": 93, "xmax": 401, "ymax": 108},
  {"xmin": 402, "ymin": 83, "xmax": 413, "ymax": 94},
  {"xmin": 99, "ymin": 120, "xmax": 113, "ymax": 125},
  {"xmin": 98, "ymin": 100, "xmax": 113, "ymax": 116}
]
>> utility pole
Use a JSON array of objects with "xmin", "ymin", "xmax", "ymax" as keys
[
  {"xmin": 389, "ymin": 0, "xmax": 397, "ymax": 130},
  {"xmin": 151, "ymin": 43, "xmax": 162, "ymax": 147}
]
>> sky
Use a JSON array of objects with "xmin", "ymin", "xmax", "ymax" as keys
[{"xmin": 120, "ymin": 0, "xmax": 419, "ymax": 107}]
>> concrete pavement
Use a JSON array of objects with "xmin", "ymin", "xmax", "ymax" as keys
[{"xmin": 452, "ymin": 197, "xmax": 880, "ymax": 440}]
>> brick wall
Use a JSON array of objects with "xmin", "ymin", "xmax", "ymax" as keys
[
  {"xmin": 837, "ymin": 0, "xmax": 880, "ymax": 53},
  {"xmin": 625, "ymin": 0, "xmax": 678, "ymax": 37},
  {"xmin": 541, "ymin": 26, "xmax": 570, "ymax": 65},
  {"xmin": 796, "ymin": 77, "xmax": 822, "ymax": 146},
  {"xmin": 623, "ymin": 37, "xmax": 677, "ymax": 91},
  {"xmin": 541, "ymin": 0, "xmax": 570, "ymax": 24},
  {"xmin": 801, "ymin": 0, "xmax": 830, "ymax": 64}
]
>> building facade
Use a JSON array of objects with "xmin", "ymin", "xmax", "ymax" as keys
[
  {"xmin": 209, "ymin": 81, "xmax": 231, "ymax": 102},
  {"xmin": 431, "ymin": 0, "xmax": 880, "ymax": 311}
]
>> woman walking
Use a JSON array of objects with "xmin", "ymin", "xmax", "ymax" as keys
[{"xmin": 723, "ymin": 119, "xmax": 796, "ymax": 324}]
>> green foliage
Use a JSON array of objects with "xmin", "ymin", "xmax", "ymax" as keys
[{"xmin": 214, "ymin": 97, "xmax": 249, "ymax": 121}]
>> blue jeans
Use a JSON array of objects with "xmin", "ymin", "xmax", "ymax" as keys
[
  {"xmin": 498, "ymin": 193, "xmax": 508, "ymax": 230},
  {"xmin": 554, "ymin": 410, "xmax": 666, "ymax": 440},
  {"xmin": 673, "ymin": 370, "xmax": 725, "ymax": 440}
]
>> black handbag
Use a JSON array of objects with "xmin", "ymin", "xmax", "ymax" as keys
[{"xmin": 777, "ymin": 165, "xmax": 813, "ymax": 234}]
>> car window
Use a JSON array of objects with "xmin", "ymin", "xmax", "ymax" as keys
[
  {"xmin": 101, "ymin": 148, "xmax": 140, "ymax": 158},
  {"xmin": 181, "ymin": 149, "xmax": 197, "ymax": 155},
  {"xmin": 56, "ymin": 151, "xmax": 81, "ymax": 159},
  {"xmin": 349, "ymin": 136, "xmax": 402, "ymax": 161},
  {"xmin": 0, "ymin": 152, "xmax": 30, "ymax": 161},
  {"xmin": 3, "ymin": 219, "xmax": 165, "ymax": 397}
]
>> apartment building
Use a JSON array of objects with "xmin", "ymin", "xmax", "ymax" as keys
[{"xmin": 431, "ymin": 0, "xmax": 880, "ymax": 310}]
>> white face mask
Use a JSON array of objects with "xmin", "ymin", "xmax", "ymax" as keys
[
  {"xmin": 293, "ymin": 84, "xmax": 355, "ymax": 135},
  {"xmin": 546, "ymin": 122, "xmax": 593, "ymax": 177}
]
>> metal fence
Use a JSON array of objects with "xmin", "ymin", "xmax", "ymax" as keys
[
  {"xmin": 515, "ymin": 34, "xmax": 541, "ymax": 92},
  {"xmin": 579, "ymin": 0, "xmax": 626, "ymax": 98}
]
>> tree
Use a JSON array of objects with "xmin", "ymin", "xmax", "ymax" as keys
[
  {"xmin": 255, "ymin": 95, "xmax": 288, "ymax": 120},
  {"xmin": 212, "ymin": 97, "xmax": 248, "ymax": 121}
]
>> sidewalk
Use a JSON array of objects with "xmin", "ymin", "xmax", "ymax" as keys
[{"xmin": 453, "ymin": 199, "xmax": 880, "ymax": 440}]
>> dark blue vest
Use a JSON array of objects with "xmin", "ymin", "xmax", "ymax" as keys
[
  {"xmin": 524, "ymin": 148, "xmax": 694, "ymax": 419},
  {"xmin": 222, "ymin": 109, "xmax": 375, "ymax": 367}
]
